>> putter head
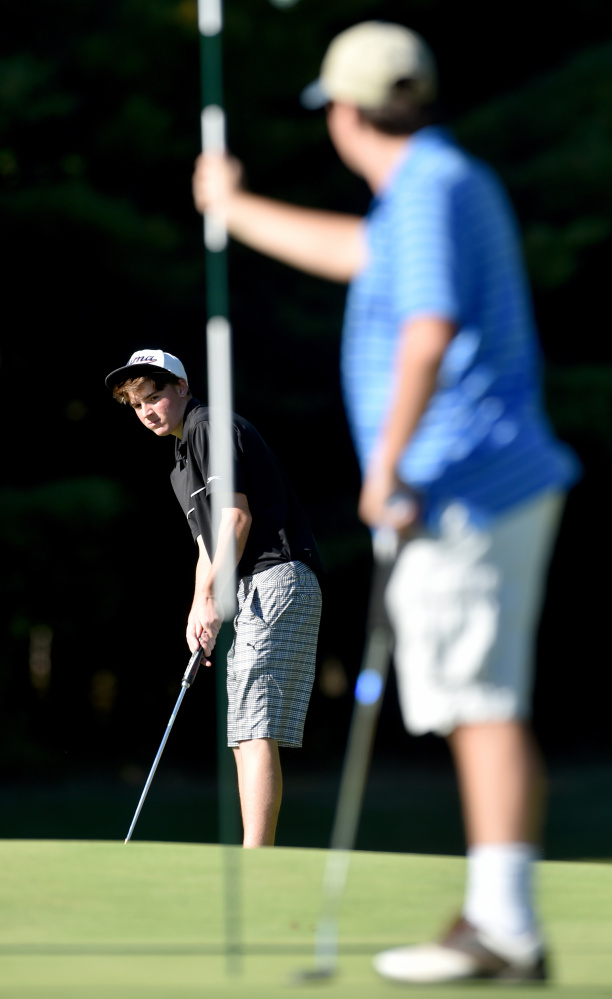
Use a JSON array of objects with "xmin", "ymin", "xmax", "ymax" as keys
[
  {"xmin": 290, "ymin": 912, "xmax": 339, "ymax": 983},
  {"xmin": 289, "ymin": 962, "xmax": 337, "ymax": 985}
]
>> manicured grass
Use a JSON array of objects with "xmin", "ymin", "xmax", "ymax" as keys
[{"xmin": 0, "ymin": 841, "xmax": 611, "ymax": 997}]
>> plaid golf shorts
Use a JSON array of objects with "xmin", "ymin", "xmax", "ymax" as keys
[{"xmin": 226, "ymin": 561, "xmax": 322, "ymax": 748}]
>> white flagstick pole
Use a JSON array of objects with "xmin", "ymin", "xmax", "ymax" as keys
[
  {"xmin": 198, "ymin": 0, "xmax": 241, "ymax": 977},
  {"xmin": 198, "ymin": 14, "xmax": 235, "ymax": 622}
]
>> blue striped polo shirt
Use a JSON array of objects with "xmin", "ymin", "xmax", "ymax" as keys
[{"xmin": 341, "ymin": 126, "xmax": 579, "ymax": 529}]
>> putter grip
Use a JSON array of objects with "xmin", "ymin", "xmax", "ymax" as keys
[{"xmin": 182, "ymin": 647, "xmax": 204, "ymax": 687}]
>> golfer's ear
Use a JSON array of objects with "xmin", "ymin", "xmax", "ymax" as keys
[{"xmin": 177, "ymin": 378, "xmax": 189, "ymax": 397}]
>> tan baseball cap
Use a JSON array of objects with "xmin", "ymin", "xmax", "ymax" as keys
[{"xmin": 301, "ymin": 21, "xmax": 437, "ymax": 110}]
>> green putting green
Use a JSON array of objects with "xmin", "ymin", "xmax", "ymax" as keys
[{"xmin": 0, "ymin": 841, "xmax": 610, "ymax": 997}]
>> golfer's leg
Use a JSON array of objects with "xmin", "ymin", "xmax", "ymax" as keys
[
  {"xmin": 448, "ymin": 720, "xmax": 546, "ymax": 939},
  {"xmin": 233, "ymin": 738, "xmax": 282, "ymax": 847},
  {"xmin": 447, "ymin": 720, "xmax": 546, "ymax": 846},
  {"xmin": 233, "ymin": 746, "xmax": 244, "ymax": 817}
]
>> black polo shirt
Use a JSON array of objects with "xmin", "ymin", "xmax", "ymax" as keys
[{"xmin": 170, "ymin": 398, "xmax": 323, "ymax": 580}]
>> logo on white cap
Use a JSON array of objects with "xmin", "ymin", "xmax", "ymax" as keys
[
  {"xmin": 127, "ymin": 349, "xmax": 188, "ymax": 383},
  {"xmin": 129, "ymin": 349, "xmax": 164, "ymax": 367}
]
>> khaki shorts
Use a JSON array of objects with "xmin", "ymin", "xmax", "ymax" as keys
[{"xmin": 385, "ymin": 491, "xmax": 564, "ymax": 737}]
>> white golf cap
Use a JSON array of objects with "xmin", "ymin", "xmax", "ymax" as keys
[
  {"xmin": 301, "ymin": 21, "xmax": 437, "ymax": 111},
  {"xmin": 105, "ymin": 348, "xmax": 188, "ymax": 390}
]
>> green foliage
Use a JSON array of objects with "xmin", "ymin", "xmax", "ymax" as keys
[
  {"xmin": 0, "ymin": 477, "xmax": 133, "ymax": 646},
  {"xmin": 0, "ymin": 0, "xmax": 201, "ymax": 315},
  {"xmin": 455, "ymin": 42, "xmax": 612, "ymax": 295},
  {"xmin": 546, "ymin": 366, "xmax": 612, "ymax": 456},
  {"xmin": 0, "ymin": 476, "xmax": 138, "ymax": 772},
  {"xmin": 0, "ymin": 54, "xmax": 77, "ymax": 126},
  {"xmin": 524, "ymin": 218, "xmax": 611, "ymax": 291},
  {"xmin": 0, "ymin": 477, "xmax": 131, "ymax": 540},
  {"xmin": 2, "ymin": 0, "xmax": 612, "ymax": 771}
]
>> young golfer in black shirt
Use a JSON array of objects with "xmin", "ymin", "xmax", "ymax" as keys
[{"xmin": 106, "ymin": 348, "xmax": 322, "ymax": 847}]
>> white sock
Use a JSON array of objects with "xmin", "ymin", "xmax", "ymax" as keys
[{"xmin": 463, "ymin": 842, "xmax": 539, "ymax": 941}]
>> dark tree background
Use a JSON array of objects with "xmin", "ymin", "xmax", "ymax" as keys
[{"xmin": 2, "ymin": 0, "xmax": 612, "ymax": 794}]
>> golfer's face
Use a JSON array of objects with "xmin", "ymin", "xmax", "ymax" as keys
[{"xmin": 128, "ymin": 379, "xmax": 186, "ymax": 438}]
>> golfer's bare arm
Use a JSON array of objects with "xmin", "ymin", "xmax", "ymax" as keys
[
  {"xmin": 186, "ymin": 492, "xmax": 252, "ymax": 654},
  {"xmin": 224, "ymin": 193, "xmax": 364, "ymax": 282},
  {"xmin": 358, "ymin": 316, "xmax": 456, "ymax": 528},
  {"xmin": 192, "ymin": 154, "xmax": 365, "ymax": 282},
  {"xmin": 193, "ymin": 537, "xmax": 212, "ymax": 598}
]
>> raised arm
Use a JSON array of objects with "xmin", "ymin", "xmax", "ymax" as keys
[
  {"xmin": 186, "ymin": 493, "xmax": 252, "ymax": 655},
  {"xmin": 192, "ymin": 153, "xmax": 366, "ymax": 283}
]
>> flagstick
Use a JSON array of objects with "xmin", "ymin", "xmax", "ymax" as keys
[{"xmin": 198, "ymin": 0, "xmax": 242, "ymax": 975}]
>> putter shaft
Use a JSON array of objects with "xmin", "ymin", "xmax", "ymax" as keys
[
  {"xmin": 309, "ymin": 530, "xmax": 399, "ymax": 976},
  {"xmin": 124, "ymin": 648, "xmax": 203, "ymax": 843}
]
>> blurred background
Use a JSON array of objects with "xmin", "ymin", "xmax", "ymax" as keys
[{"xmin": 1, "ymin": 0, "xmax": 611, "ymax": 855}]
